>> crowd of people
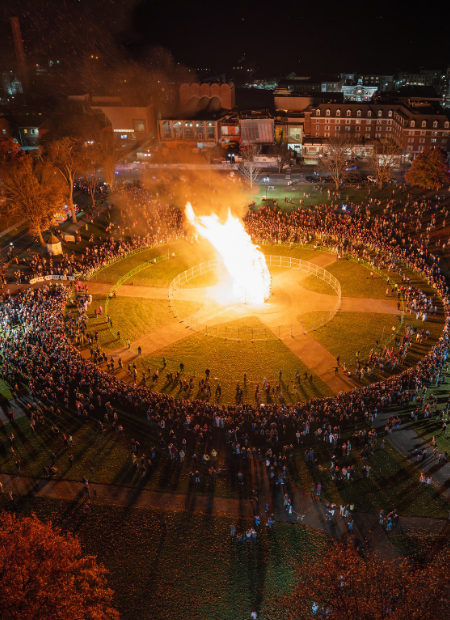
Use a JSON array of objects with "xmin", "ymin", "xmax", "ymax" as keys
[{"xmin": 1, "ymin": 182, "xmax": 450, "ymax": 522}]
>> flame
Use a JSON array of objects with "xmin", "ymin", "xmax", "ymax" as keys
[{"xmin": 185, "ymin": 203, "xmax": 271, "ymax": 305}]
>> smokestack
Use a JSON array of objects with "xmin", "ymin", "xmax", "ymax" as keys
[{"xmin": 10, "ymin": 17, "xmax": 29, "ymax": 92}]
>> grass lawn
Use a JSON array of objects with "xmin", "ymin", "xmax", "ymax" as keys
[
  {"xmin": 0, "ymin": 378, "xmax": 13, "ymax": 401},
  {"xmin": 254, "ymin": 184, "xmax": 396, "ymax": 212},
  {"xmin": 302, "ymin": 259, "xmax": 388, "ymax": 299},
  {"xmin": 289, "ymin": 437, "xmax": 450, "ymax": 518},
  {"xmin": 0, "ymin": 496, "xmax": 326, "ymax": 620},
  {"xmin": 83, "ymin": 294, "xmax": 200, "ymax": 351},
  {"xmin": 301, "ymin": 311, "xmax": 399, "ymax": 369},
  {"xmin": 135, "ymin": 318, "xmax": 333, "ymax": 404},
  {"xmin": 261, "ymin": 245, "xmax": 336, "ymax": 264},
  {"xmin": 302, "ymin": 309, "xmax": 445, "ymax": 377}
]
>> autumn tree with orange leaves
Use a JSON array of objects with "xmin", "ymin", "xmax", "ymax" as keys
[
  {"xmin": 0, "ymin": 512, "xmax": 119, "ymax": 620},
  {"xmin": 266, "ymin": 541, "xmax": 450, "ymax": 620}
]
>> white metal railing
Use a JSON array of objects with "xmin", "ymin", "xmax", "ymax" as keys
[{"xmin": 169, "ymin": 256, "xmax": 341, "ymax": 340}]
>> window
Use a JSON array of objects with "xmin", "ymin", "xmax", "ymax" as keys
[
  {"xmin": 206, "ymin": 122, "xmax": 215, "ymax": 139},
  {"xmin": 375, "ymin": 133, "xmax": 381, "ymax": 138},
  {"xmin": 336, "ymin": 126, "xmax": 340, "ymax": 131},
  {"xmin": 421, "ymin": 131, "xmax": 425, "ymax": 136},
  {"xmin": 444, "ymin": 132, "xmax": 449, "ymax": 136},
  {"xmin": 345, "ymin": 126, "xmax": 350, "ymax": 131},
  {"xmin": 326, "ymin": 109, "xmax": 330, "ymax": 116},
  {"xmin": 377, "ymin": 110, "xmax": 382, "ymax": 117},
  {"xmin": 410, "ymin": 120, "xmax": 415, "ymax": 127},
  {"xmin": 377, "ymin": 119, "xmax": 381, "ymax": 124},
  {"xmin": 346, "ymin": 119, "xmax": 350, "ymax": 124},
  {"xmin": 316, "ymin": 109, "xmax": 321, "ymax": 116},
  {"xmin": 335, "ymin": 118, "xmax": 340, "ymax": 123},
  {"xmin": 184, "ymin": 122, "xmax": 194, "ymax": 138},
  {"xmin": 315, "ymin": 132, "xmax": 319, "ymax": 137},
  {"xmin": 325, "ymin": 132, "xmax": 329, "ymax": 137},
  {"xmin": 161, "ymin": 121, "xmax": 172, "ymax": 139},
  {"xmin": 120, "ymin": 134, "xmax": 127, "ymax": 139},
  {"xmin": 419, "ymin": 138, "xmax": 425, "ymax": 143},
  {"xmin": 445, "ymin": 121, "xmax": 449, "ymax": 128},
  {"xmin": 432, "ymin": 131, "xmax": 437, "ymax": 136},
  {"xmin": 443, "ymin": 139, "xmax": 448, "ymax": 144},
  {"xmin": 433, "ymin": 121, "xmax": 438, "ymax": 128},
  {"xmin": 346, "ymin": 110, "xmax": 351, "ymax": 117},
  {"xmin": 356, "ymin": 126, "xmax": 360, "ymax": 131},
  {"xmin": 418, "ymin": 145, "xmax": 424, "ymax": 151},
  {"xmin": 23, "ymin": 129, "xmax": 28, "ymax": 133},
  {"xmin": 133, "ymin": 119, "xmax": 146, "ymax": 132},
  {"xmin": 356, "ymin": 119, "xmax": 361, "ymax": 124},
  {"xmin": 408, "ymin": 138, "xmax": 414, "ymax": 143},
  {"xmin": 431, "ymin": 138, "xmax": 437, "ymax": 143},
  {"xmin": 421, "ymin": 120, "xmax": 426, "ymax": 128},
  {"xmin": 173, "ymin": 121, "xmax": 182, "ymax": 138},
  {"xmin": 407, "ymin": 145, "xmax": 413, "ymax": 151},
  {"xmin": 195, "ymin": 121, "xmax": 204, "ymax": 140},
  {"xmin": 325, "ymin": 118, "xmax": 329, "ymax": 123},
  {"xmin": 388, "ymin": 110, "xmax": 393, "ymax": 117},
  {"xmin": 357, "ymin": 109, "xmax": 361, "ymax": 117},
  {"xmin": 387, "ymin": 119, "xmax": 392, "ymax": 125},
  {"xmin": 366, "ymin": 126, "xmax": 370, "ymax": 131},
  {"xmin": 336, "ymin": 109, "xmax": 341, "ymax": 116}
]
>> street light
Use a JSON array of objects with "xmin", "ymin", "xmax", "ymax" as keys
[{"xmin": 263, "ymin": 176, "xmax": 269, "ymax": 196}]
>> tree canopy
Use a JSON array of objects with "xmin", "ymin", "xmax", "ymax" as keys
[
  {"xmin": 1, "ymin": 156, "xmax": 67, "ymax": 245},
  {"xmin": 271, "ymin": 541, "xmax": 450, "ymax": 620},
  {"xmin": 405, "ymin": 148, "xmax": 449, "ymax": 190},
  {"xmin": 0, "ymin": 512, "xmax": 119, "ymax": 620}
]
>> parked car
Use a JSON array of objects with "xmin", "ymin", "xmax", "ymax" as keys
[{"xmin": 345, "ymin": 165, "xmax": 358, "ymax": 171}]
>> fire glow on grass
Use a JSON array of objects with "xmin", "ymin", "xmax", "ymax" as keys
[{"xmin": 185, "ymin": 203, "xmax": 271, "ymax": 305}]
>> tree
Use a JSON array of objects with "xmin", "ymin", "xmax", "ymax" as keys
[
  {"xmin": 0, "ymin": 137, "xmax": 28, "ymax": 165},
  {"xmin": 405, "ymin": 148, "xmax": 449, "ymax": 190},
  {"xmin": 79, "ymin": 144, "xmax": 102, "ymax": 208},
  {"xmin": 1, "ymin": 157, "xmax": 67, "ymax": 245},
  {"xmin": 367, "ymin": 138, "xmax": 403, "ymax": 189},
  {"xmin": 318, "ymin": 135, "xmax": 354, "ymax": 190},
  {"xmin": 239, "ymin": 145, "xmax": 262, "ymax": 188},
  {"xmin": 48, "ymin": 137, "xmax": 84, "ymax": 223},
  {"xmin": 0, "ymin": 513, "xmax": 119, "ymax": 620},
  {"xmin": 94, "ymin": 131, "xmax": 117, "ymax": 190},
  {"xmin": 270, "ymin": 142, "xmax": 292, "ymax": 173},
  {"xmin": 201, "ymin": 145, "xmax": 224, "ymax": 187},
  {"xmin": 275, "ymin": 541, "xmax": 450, "ymax": 620}
]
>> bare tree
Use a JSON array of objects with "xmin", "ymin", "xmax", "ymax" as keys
[
  {"xmin": 201, "ymin": 145, "xmax": 224, "ymax": 187},
  {"xmin": 1, "ymin": 157, "xmax": 66, "ymax": 245},
  {"xmin": 47, "ymin": 137, "xmax": 84, "ymax": 223},
  {"xmin": 367, "ymin": 138, "xmax": 403, "ymax": 189},
  {"xmin": 238, "ymin": 145, "xmax": 262, "ymax": 188},
  {"xmin": 94, "ymin": 131, "xmax": 117, "ymax": 190},
  {"xmin": 270, "ymin": 142, "xmax": 292, "ymax": 173},
  {"xmin": 79, "ymin": 144, "xmax": 102, "ymax": 208},
  {"xmin": 318, "ymin": 135, "xmax": 355, "ymax": 190}
]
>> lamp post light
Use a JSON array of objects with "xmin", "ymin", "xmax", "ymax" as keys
[{"xmin": 263, "ymin": 176, "xmax": 269, "ymax": 196}]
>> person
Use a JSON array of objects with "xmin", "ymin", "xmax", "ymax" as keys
[
  {"xmin": 310, "ymin": 483, "xmax": 316, "ymax": 499},
  {"xmin": 138, "ymin": 346, "xmax": 142, "ymax": 356},
  {"xmin": 230, "ymin": 524, "xmax": 236, "ymax": 537}
]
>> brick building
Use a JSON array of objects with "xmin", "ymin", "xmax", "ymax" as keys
[
  {"xmin": 302, "ymin": 102, "xmax": 449, "ymax": 162},
  {"xmin": 393, "ymin": 103, "xmax": 449, "ymax": 160}
]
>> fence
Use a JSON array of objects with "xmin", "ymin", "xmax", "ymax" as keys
[{"xmin": 169, "ymin": 255, "xmax": 342, "ymax": 341}]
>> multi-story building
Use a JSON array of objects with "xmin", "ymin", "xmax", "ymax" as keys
[
  {"xmin": 393, "ymin": 103, "xmax": 449, "ymax": 160},
  {"xmin": 301, "ymin": 101, "xmax": 450, "ymax": 163}
]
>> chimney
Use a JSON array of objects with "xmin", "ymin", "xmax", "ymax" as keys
[{"xmin": 10, "ymin": 17, "xmax": 29, "ymax": 92}]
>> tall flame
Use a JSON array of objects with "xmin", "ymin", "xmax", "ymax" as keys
[{"xmin": 185, "ymin": 203, "xmax": 271, "ymax": 305}]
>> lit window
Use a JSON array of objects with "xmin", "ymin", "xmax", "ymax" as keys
[
  {"xmin": 421, "ymin": 121, "xmax": 426, "ymax": 128},
  {"xmin": 388, "ymin": 110, "xmax": 393, "ymax": 117},
  {"xmin": 378, "ymin": 110, "xmax": 382, "ymax": 117},
  {"xmin": 356, "ymin": 126, "xmax": 360, "ymax": 131},
  {"xmin": 433, "ymin": 121, "xmax": 438, "ymax": 128},
  {"xmin": 367, "ymin": 110, "xmax": 372, "ymax": 117},
  {"xmin": 346, "ymin": 110, "xmax": 351, "ymax": 116},
  {"xmin": 326, "ymin": 109, "xmax": 330, "ymax": 116},
  {"xmin": 23, "ymin": 129, "xmax": 28, "ymax": 133},
  {"xmin": 336, "ymin": 109, "xmax": 341, "ymax": 116},
  {"xmin": 316, "ymin": 109, "xmax": 321, "ymax": 116},
  {"xmin": 410, "ymin": 121, "xmax": 415, "ymax": 127}
]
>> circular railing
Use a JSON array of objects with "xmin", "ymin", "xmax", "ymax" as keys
[{"xmin": 168, "ymin": 256, "xmax": 341, "ymax": 340}]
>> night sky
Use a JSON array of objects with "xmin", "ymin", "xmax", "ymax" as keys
[{"xmin": 0, "ymin": 0, "xmax": 449, "ymax": 76}]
